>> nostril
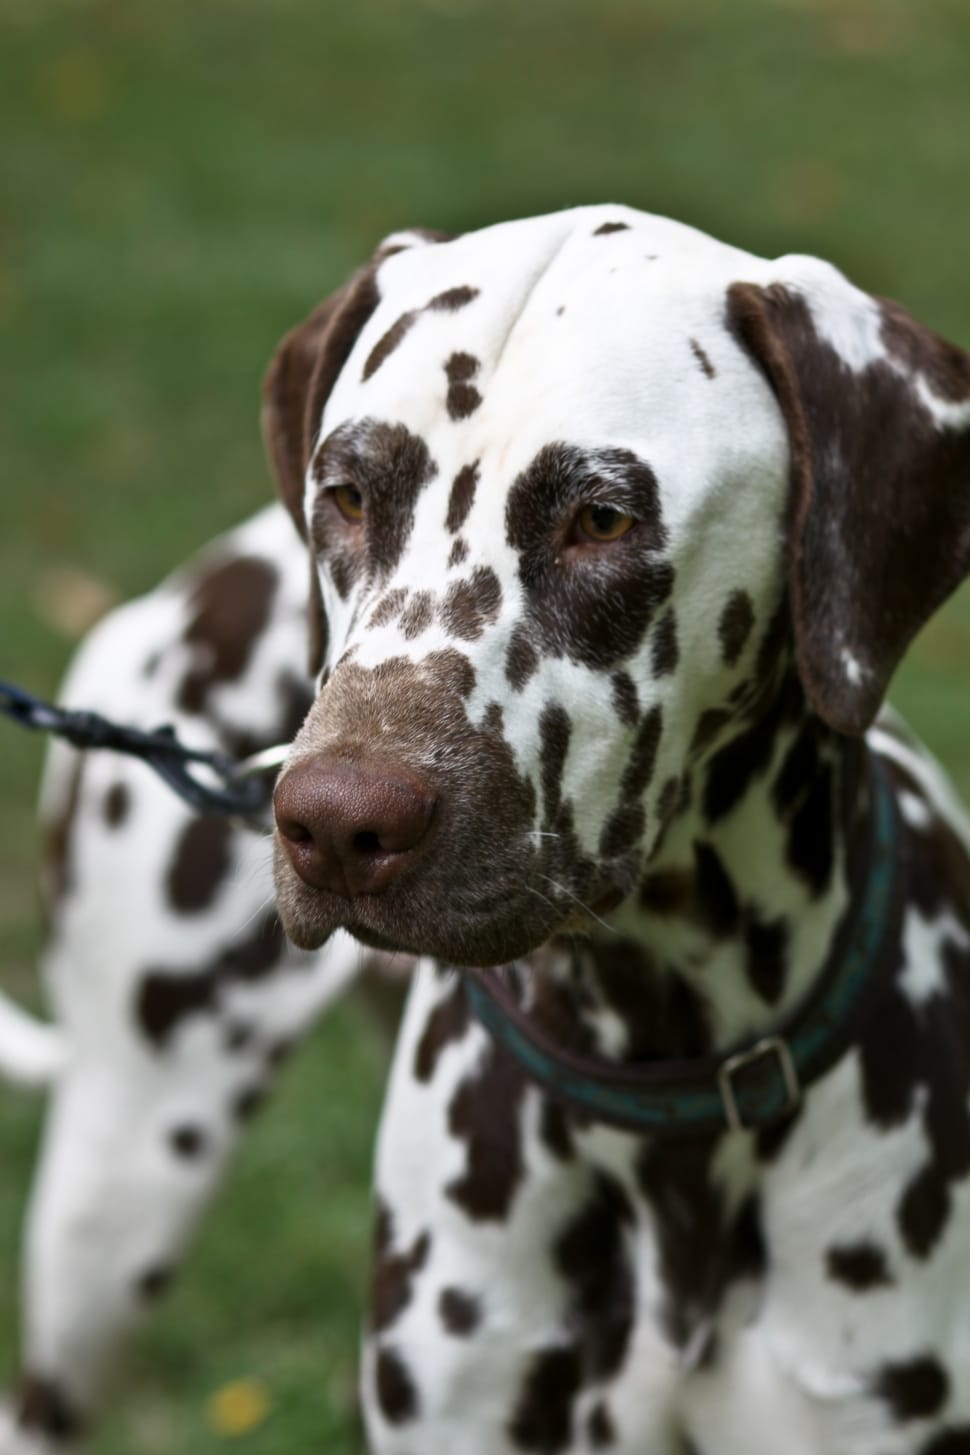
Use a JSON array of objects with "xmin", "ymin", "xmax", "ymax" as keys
[
  {"xmin": 353, "ymin": 830, "xmax": 381, "ymax": 854},
  {"xmin": 278, "ymin": 818, "xmax": 313, "ymax": 847}
]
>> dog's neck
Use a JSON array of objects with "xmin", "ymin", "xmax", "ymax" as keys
[{"xmin": 553, "ymin": 674, "xmax": 872, "ymax": 1061}]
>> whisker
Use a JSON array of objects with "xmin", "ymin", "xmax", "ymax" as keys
[
  {"xmin": 524, "ymin": 883, "xmax": 558, "ymax": 912},
  {"xmin": 537, "ymin": 873, "xmax": 616, "ymax": 934},
  {"xmin": 234, "ymin": 889, "xmax": 279, "ymax": 934}
]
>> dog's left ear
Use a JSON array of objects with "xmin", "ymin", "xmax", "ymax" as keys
[{"xmin": 728, "ymin": 263, "xmax": 970, "ymax": 735}]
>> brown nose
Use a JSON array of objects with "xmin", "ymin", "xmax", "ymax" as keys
[{"xmin": 274, "ymin": 754, "xmax": 436, "ymax": 897}]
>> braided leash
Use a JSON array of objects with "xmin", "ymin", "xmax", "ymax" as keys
[{"xmin": 0, "ymin": 678, "xmax": 286, "ymax": 822}]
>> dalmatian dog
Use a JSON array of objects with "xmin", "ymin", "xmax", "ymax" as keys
[
  {"xmin": 0, "ymin": 506, "xmax": 387, "ymax": 1451},
  {"xmin": 264, "ymin": 208, "xmax": 970, "ymax": 1455},
  {"xmin": 1, "ymin": 202, "xmax": 969, "ymax": 1454}
]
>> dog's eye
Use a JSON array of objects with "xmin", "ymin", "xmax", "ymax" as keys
[
  {"xmin": 332, "ymin": 483, "xmax": 365, "ymax": 523},
  {"xmin": 574, "ymin": 504, "xmax": 636, "ymax": 544}
]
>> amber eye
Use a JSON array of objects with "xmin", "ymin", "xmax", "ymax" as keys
[
  {"xmin": 332, "ymin": 483, "xmax": 364, "ymax": 523},
  {"xmin": 574, "ymin": 503, "xmax": 636, "ymax": 544}
]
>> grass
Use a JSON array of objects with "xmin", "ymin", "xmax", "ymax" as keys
[{"xmin": 1, "ymin": 0, "xmax": 969, "ymax": 1448}]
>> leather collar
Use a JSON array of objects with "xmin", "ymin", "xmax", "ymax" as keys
[{"xmin": 462, "ymin": 752, "xmax": 900, "ymax": 1137}]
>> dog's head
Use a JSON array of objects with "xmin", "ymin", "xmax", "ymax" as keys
[{"xmin": 265, "ymin": 207, "xmax": 970, "ymax": 964}]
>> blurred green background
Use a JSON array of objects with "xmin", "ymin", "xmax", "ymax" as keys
[{"xmin": 1, "ymin": 0, "xmax": 969, "ymax": 1449}]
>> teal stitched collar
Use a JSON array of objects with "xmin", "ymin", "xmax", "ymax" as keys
[{"xmin": 462, "ymin": 752, "xmax": 899, "ymax": 1138}]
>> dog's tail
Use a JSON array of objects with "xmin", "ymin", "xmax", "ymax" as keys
[{"xmin": 0, "ymin": 990, "xmax": 62, "ymax": 1090}]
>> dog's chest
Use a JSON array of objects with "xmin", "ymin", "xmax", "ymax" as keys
[{"xmin": 370, "ymin": 951, "xmax": 970, "ymax": 1455}]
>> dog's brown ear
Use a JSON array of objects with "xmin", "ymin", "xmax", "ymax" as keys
[
  {"xmin": 728, "ymin": 266, "xmax": 970, "ymax": 735},
  {"xmin": 262, "ymin": 269, "xmax": 381, "ymax": 541},
  {"xmin": 261, "ymin": 230, "xmax": 452, "ymax": 673}
]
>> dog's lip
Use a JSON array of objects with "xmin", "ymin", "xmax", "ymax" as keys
[{"xmin": 275, "ymin": 879, "xmax": 564, "ymax": 964}]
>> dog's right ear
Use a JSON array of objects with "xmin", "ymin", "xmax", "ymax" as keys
[
  {"xmin": 261, "ymin": 271, "xmax": 379, "ymax": 674},
  {"xmin": 261, "ymin": 230, "xmax": 451, "ymax": 673},
  {"xmin": 262, "ymin": 269, "xmax": 381, "ymax": 543}
]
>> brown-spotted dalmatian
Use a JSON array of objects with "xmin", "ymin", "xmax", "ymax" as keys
[
  {"xmin": 0, "ymin": 504, "xmax": 390, "ymax": 1452},
  {"xmin": 4, "ymin": 203, "xmax": 970, "ymax": 1453}
]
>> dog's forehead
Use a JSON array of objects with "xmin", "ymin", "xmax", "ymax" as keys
[{"xmin": 317, "ymin": 207, "xmax": 782, "ymax": 508}]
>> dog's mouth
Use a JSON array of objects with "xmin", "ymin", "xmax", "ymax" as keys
[
  {"xmin": 275, "ymin": 875, "xmax": 561, "ymax": 966},
  {"xmin": 273, "ymin": 844, "xmax": 626, "ymax": 965}
]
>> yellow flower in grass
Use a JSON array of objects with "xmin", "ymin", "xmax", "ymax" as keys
[{"xmin": 206, "ymin": 1378, "xmax": 272, "ymax": 1438}]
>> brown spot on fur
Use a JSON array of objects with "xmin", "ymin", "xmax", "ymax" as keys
[
  {"xmin": 178, "ymin": 557, "xmax": 277, "ymax": 715},
  {"xmin": 439, "ymin": 1286, "xmax": 482, "ymax": 1336},
  {"xmin": 446, "ymin": 461, "xmax": 479, "ymax": 533},
  {"xmin": 445, "ymin": 352, "xmax": 483, "ymax": 420},
  {"xmin": 691, "ymin": 708, "xmax": 733, "ymax": 757},
  {"xmin": 169, "ymin": 1125, "xmax": 206, "ymax": 1158},
  {"xmin": 825, "ymin": 1240, "xmax": 894, "ymax": 1291},
  {"xmin": 509, "ymin": 1345, "xmax": 582, "ymax": 1451},
  {"xmin": 719, "ymin": 590, "xmax": 755, "ymax": 666},
  {"xmin": 599, "ymin": 706, "xmax": 663, "ymax": 855},
  {"xmin": 651, "ymin": 609, "xmax": 679, "ymax": 677},
  {"xmin": 539, "ymin": 703, "xmax": 571, "ymax": 824},
  {"xmin": 599, "ymin": 802, "xmax": 645, "ymax": 859},
  {"xmin": 167, "ymin": 816, "xmax": 232, "ymax": 914},
  {"xmin": 592, "ymin": 940, "xmax": 711, "ymax": 1061},
  {"xmin": 704, "ymin": 674, "xmax": 802, "ymax": 824},
  {"xmin": 610, "ymin": 671, "xmax": 639, "ymax": 726},
  {"xmin": 921, "ymin": 1429, "xmax": 970, "ymax": 1455},
  {"xmin": 623, "ymin": 705, "xmax": 663, "ymax": 798},
  {"xmin": 313, "ymin": 419, "xmax": 438, "ymax": 585},
  {"xmin": 440, "ymin": 566, "xmax": 502, "ymax": 640},
  {"xmin": 637, "ymin": 1138, "xmax": 728, "ymax": 1350},
  {"xmin": 428, "ymin": 285, "xmax": 479, "ymax": 312},
  {"xmin": 17, "ymin": 1373, "xmax": 84, "ymax": 1441},
  {"xmin": 898, "ymin": 1162, "xmax": 951, "ymax": 1259},
  {"xmin": 103, "ymin": 782, "xmax": 130, "ymax": 827},
  {"xmin": 375, "ymin": 1346, "xmax": 419, "ymax": 1424},
  {"xmin": 362, "ymin": 286, "xmax": 480, "ymax": 382},
  {"xmin": 363, "ymin": 310, "xmax": 420, "ymax": 380},
  {"xmin": 506, "ymin": 443, "xmax": 671, "ymax": 671},
  {"xmin": 506, "ymin": 626, "xmax": 539, "ymax": 690},
  {"xmin": 745, "ymin": 916, "xmax": 789, "ymax": 1005},
  {"xmin": 369, "ymin": 587, "xmax": 409, "ymax": 629},
  {"xmin": 448, "ymin": 536, "xmax": 469, "ymax": 567},
  {"xmin": 372, "ymin": 1204, "xmax": 431, "ymax": 1333},
  {"xmin": 136, "ymin": 1265, "xmax": 174, "ymax": 1301},
  {"xmin": 875, "ymin": 1355, "xmax": 949, "ymax": 1422},
  {"xmin": 786, "ymin": 761, "xmax": 835, "ymax": 896},
  {"xmin": 399, "ymin": 591, "xmax": 435, "ymax": 639},
  {"xmin": 656, "ymin": 774, "xmax": 682, "ymax": 831},
  {"xmin": 640, "ymin": 868, "xmax": 695, "ymax": 915},
  {"xmin": 594, "ymin": 221, "xmax": 630, "ymax": 235},
  {"xmin": 689, "ymin": 337, "xmax": 717, "ymax": 379},
  {"xmin": 693, "ymin": 842, "xmax": 740, "ymax": 936},
  {"xmin": 136, "ymin": 915, "xmax": 285, "ymax": 1049},
  {"xmin": 588, "ymin": 1402, "xmax": 616, "ymax": 1447},
  {"xmin": 540, "ymin": 1098, "xmax": 575, "ymax": 1160},
  {"xmin": 555, "ymin": 1174, "xmax": 635, "ymax": 1380},
  {"xmin": 446, "ymin": 1043, "xmax": 527, "ymax": 1221},
  {"xmin": 413, "ymin": 980, "xmax": 471, "ymax": 1081}
]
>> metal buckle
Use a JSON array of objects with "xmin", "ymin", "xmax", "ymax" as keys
[{"xmin": 717, "ymin": 1035, "xmax": 801, "ymax": 1133}]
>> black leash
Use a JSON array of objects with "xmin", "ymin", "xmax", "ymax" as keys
[{"xmin": 0, "ymin": 678, "xmax": 280, "ymax": 820}]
